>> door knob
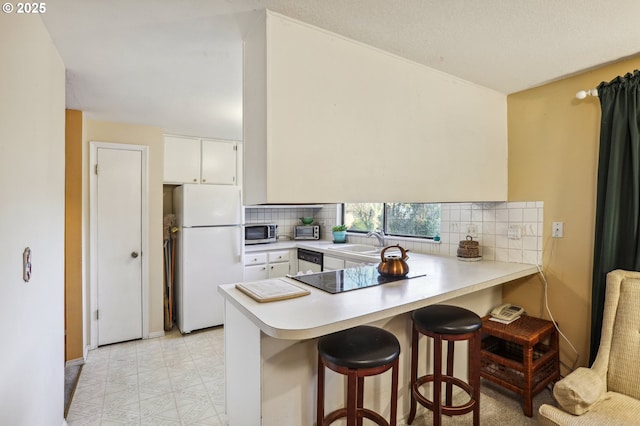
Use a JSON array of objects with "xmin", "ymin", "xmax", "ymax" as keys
[{"xmin": 131, "ymin": 251, "xmax": 139, "ymax": 258}]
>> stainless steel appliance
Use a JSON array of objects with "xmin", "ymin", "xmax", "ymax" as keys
[
  {"xmin": 245, "ymin": 223, "xmax": 277, "ymax": 244},
  {"xmin": 294, "ymin": 225, "xmax": 320, "ymax": 240},
  {"xmin": 289, "ymin": 265, "xmax": 425, "ymax": 294},
  {"xmin": 297, "ymin": 248, "xmax": 323, "ymax": 273}
]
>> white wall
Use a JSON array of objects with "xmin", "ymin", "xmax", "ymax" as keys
[{"xmin": 0, "ymin": 14, "xmax": 66, "ymax": 426}]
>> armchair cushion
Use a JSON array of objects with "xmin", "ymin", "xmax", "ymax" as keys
[{"xmin": 553, "ymin": 367, "xmax": 606, "ymax": 415}]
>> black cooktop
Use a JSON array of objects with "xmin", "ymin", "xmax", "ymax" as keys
[{"xmin": 289, "ymin": 265, "xmax": 425, "ymax": 294}]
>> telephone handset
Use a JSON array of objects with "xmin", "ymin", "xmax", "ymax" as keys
[{"xmin": 490, "ymin": 303, "xmax": 525, "ymax": 321}]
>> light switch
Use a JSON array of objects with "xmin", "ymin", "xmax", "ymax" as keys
[{"xmin": 552, "ymin": 222, "xmax": 564, "ymax": 238}]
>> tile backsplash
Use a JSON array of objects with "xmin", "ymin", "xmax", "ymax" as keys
[
  {"xmin": 244, "ymin": 205, "xmax": 338, "ymax": 241},
  {"xmin": 439, "ymin": 202, "xmax": 543, "ymax": 265},
  {"xmin": 245, "ymin": 201, "xmax": 543, "ymax": 266}
]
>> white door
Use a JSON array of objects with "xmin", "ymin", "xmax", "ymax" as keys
[{"xmin": 96, "ymin": 147, "xmax": 143, "ymax": 345}]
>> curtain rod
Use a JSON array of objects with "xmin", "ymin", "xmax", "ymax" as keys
[{"xmin": 576, "ymin": 88, "xmax": 598, "ymax": 99}]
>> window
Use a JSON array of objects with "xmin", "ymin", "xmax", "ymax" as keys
[{"xmin": 343, "ymin": 203, "xmax": 441, "ymax": 239}]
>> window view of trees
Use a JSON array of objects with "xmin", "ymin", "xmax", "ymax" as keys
[
  {"xmin": 343, "ymin": 203, "xmax": 441, "ymax": 238},
  {"xmin": 344, "ymin": 203, "xmax": 383, "ymax": 231}
]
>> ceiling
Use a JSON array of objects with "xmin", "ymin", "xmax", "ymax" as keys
[{"xmin": 41, "ymin": 0, "xmax": 640, "ymax": 141}]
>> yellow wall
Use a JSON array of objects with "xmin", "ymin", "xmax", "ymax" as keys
[
  {"xmin": 65, "ymin": 109, "xmax": 84, "ymax": 361},
  {"xmin": 506, "ymin": 56, "xmax": 640, "ymax": 373},
  {"xmin": 84, "ymin": 120, "xmax": 165, "ymax": 339}
]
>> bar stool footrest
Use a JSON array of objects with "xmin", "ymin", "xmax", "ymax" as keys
[
  {"xmin": 411, "ymin": 374, "xmax": 478, "ymax": 416},
  {"xmin": 323, "ymin": 408, "xmax": 390, "ymax": 426}
]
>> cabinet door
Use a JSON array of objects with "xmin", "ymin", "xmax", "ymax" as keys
[
  {"xmin": 244, "ymin": 264, "xmax": 268, "ymax": 282},
  {"xmin": 268, "ymin": 262, "xmax": 290, "ymax": 278},
  {"xmin": 323, "ymin": 256, "xmax": 345, "ymax": 271},
  {"xmin": 164, "ymin": 136, "xmax": 201, "ymax": 184},
  {"xmin": 201, "ymin": 139, "xmax": 237, "ymax": 185}
]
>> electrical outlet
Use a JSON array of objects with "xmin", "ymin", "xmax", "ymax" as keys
[
  {"xmin": 508, "ymin": 224, "xmax": 521, "ymax": 240},
  {"xmin": 552, "ymin": 222, "xmax": 564, "ymax": 238},
  {"xmin": 467, "ymin": 224, "xmax": 477, "ymax": 237}
]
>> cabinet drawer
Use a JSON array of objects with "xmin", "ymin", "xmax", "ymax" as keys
[
  {"xmin": 267, "ymin": 250, "xmax": 290, "ymax": 263},
  {"xmin": 244, "ymin": 253, "xmax": 267, "ymax": 266}
]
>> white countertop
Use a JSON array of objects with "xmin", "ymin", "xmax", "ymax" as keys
[
  {"xmin": 220, "ymin": 250, "xmax": 538, "ymax": 340},
  {"xmin": 245, "ymin": 239, "xmax": 386, "ymax": 263}
]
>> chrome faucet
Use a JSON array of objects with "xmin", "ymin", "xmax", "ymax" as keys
[{"xmin": 366, "ymin": 229, "xmax": 387, "ymax": 247}]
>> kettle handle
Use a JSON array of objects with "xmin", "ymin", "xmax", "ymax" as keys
[{"xmin": 380, "ymin": 244, "xmax": 409, "ymax": 262}]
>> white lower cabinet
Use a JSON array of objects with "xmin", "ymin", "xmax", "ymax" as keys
[
  {"xmin": 267, "ymin": 251, "xmax": 290, "ymax": 277},
  {"xmin": 322, "ymin": 256, "xmax": 345, "ymax": 271},
  {"xmin": 324, "ymin": 256, "xmax": 369, "ymax": 271},
  {"xmin": 244, "ymin": 250, "xmax": 291, "ymax": 281},
  {"xmin": 244, "ymin": 253, "xmax": 267, "ymax": 281}
]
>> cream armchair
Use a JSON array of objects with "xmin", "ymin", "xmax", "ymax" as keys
[{"xmin": 538, "ymin": 269, "xmax": 640, "ymax": 425}]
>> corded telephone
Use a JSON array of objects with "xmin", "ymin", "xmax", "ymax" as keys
[{"xmin": 490, "ymin": 303, "xmax": 525, "ymax": 321}]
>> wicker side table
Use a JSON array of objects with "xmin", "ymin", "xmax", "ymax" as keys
[{"xmin": 480, "ymin": 315, "xmax": 560, "ymax": 417}]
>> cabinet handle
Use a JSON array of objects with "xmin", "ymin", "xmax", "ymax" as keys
[
  {"xmin": 202, "ymin": 179, "xmax": 206, "ymax": 182},
  {"xmin": 193, "ymin": 178, "xmax": 197, "ymax": 182},
  {"xmin": 270, "ymin": 266, "xmax": 274, "ymax": 269}
]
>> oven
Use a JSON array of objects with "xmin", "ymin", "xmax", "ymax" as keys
[
  {"xmin": 294, "ymin": 225, "xmax": 320, "ymax": 240},
  {"xmin": 297, "ymin": 248, "xmax": 323, "ymax": 273}
]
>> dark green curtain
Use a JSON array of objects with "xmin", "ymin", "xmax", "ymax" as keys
[{"xmin": 591, "ymin": 70, "xmax": 640, "ymax": 364}]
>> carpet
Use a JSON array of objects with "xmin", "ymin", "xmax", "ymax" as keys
[
  {"xmin": 408, "ymin": 379, "xmax": 555, "ymax": 425},
  {"xmin": 64, "ymin": 363, "xmax": 82, "ymax": 418}
]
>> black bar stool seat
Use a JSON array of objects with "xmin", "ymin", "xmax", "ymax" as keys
[
  {"xmin": 408, "ymin": 305, "xmax": 482, "ymax": 426},
  {"xmin": 317, "ymin": 325, "xmax": 400, "ymax": 426}
]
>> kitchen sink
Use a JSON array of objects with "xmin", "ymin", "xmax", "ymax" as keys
[{"xmin": 327, "ymin": 244, "xmax": 382, "ymax": 255}]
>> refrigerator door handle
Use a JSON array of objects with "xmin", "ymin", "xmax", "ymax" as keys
[{"xmin": 238, "ymin": 225, "xmax": 244, "ymax": 264}]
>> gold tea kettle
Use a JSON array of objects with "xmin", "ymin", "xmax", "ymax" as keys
[{"xmin": 377, "ymin": 244, "xmax": 410, "ymax": 277}]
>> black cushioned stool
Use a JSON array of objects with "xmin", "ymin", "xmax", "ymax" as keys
[
  {"xmin": 317, "ymin": 325, "xmax": 400, "ymax": 426},
  {"xmin": 408, "ymin": 305, "xmax": 482, "ymax": 426}
]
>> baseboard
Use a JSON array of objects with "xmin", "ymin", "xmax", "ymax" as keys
[
  {"xmin": 148, "ymin": 330, "xmax": 165, "ymax": 339},
  {"xmin": 65, "ymin": 357, "xmax": 85, "ymax": 368},
  {"xmin": 84, "ymin": 345, "xmax": 90, "ymax": 360}
]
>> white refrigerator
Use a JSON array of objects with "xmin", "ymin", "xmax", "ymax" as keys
[{"xmin": 173, "ymin": 184, "xmax": 243, "ymax": 333}]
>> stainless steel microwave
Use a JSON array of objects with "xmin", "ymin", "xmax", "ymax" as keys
[
  {"xmin": 245, "ymin": 223, "xmax": 277, "ymax": 245},
  {"xmin": 294, "ymin": 225, "xmax": 320, "ymax": 240}
]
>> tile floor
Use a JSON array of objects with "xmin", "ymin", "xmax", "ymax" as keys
[
  {"xmin": 66, "ymin": 326, "xmax": 226, "ymax": 425},
  {"xmin": 66, "ymin": 325, "xmax": 552, "ymax": 425}
]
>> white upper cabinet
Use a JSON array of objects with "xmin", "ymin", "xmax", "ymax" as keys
[
  {"xmin": 164, "ymin": 135, "xmax": 201, "ymax": 184},
  {"xmin": 243, "ymin": 11, "xmax": 508, "ymax": 204},
  {"xmin": 201, "ymin": 139, "xmax": 237, "ymax": 185},
  {"xmin": 164, "ymin": 135, "xmax": 240, "ymax": 185}
]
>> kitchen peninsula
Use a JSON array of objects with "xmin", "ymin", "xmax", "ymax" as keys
[{"xmin": 219, "ymin": 251, "xmax": 538, "ymax": 425}]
